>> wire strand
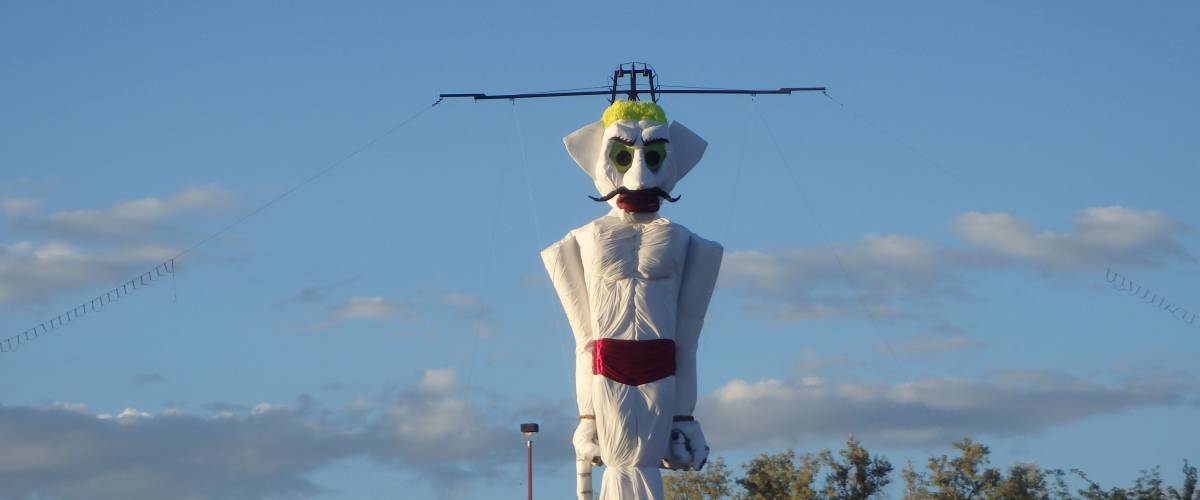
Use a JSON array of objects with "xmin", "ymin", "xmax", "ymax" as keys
[
  {"xmin": 754, "ymin": 100, "xmax": 908, "ymax": 379},
  {"xmin": 510, "ymin": 100, "xmax": 576, "ymax": 399},
  {"xmin": 175, "ymin": 99, "xmax": 441, "ymax": 260},
  {"xmin": 2, "ymin": 98, "xmax": 443, "ymax": 355},
  {"xmin": 751, "ymin": 100, "xmax": 887, "ymax": 322},
  {"xmin": 821, "ymin": 91, "xmax": 964, "ymax": 183},
  {"xmin": 721, "ymin": 96, "xmax": 756, "ymax": 243}
]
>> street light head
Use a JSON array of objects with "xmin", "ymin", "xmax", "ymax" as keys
[{"xmin": 520, "ymin": 422, "xmax": 539, "ymax": 439}]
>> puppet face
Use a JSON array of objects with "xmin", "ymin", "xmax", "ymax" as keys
[
  {"xmin": 563, "ymin": 102, "xmax": 708, "ymax": 214},
  {"xmin": 599, "ymin": 120, "xmax": 672, "ymax": 212}
]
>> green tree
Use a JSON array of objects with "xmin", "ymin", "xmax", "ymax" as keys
[
  {"xmin": 901, "ymin": 438, "xmax": 1068, "ymax": 499},
  {"xmin": 990, "ymin": 464, "xmax": 1073, "ymax": 500},
  {"xmin": 668, "ymin": 437, "xmax": 1192, "ymax": 500},
  {"xmin": 817, "ymin": 436, "xmax": 894, "ymax": 500},
  {"xmin": 664, "ymin": 456, "xmax": 735, "ymax": 500},
  {"xmin": 734, "ymin": 437, "xmax": 891, "ymax": 500},
  {"xmin": 904, "ymin": 438, "xmax": 1002, "ymax": 499},
  {"xmin": 736, "ymin": 449, "xmax": 821, "ymax": 500},
  {"xmin": 1167, "ymin": 460, "xmax": 1197, "ymax": 500},
  {"xmin": 1076, "ymin": 463, "xmax": 1197, "ymax": 500}
]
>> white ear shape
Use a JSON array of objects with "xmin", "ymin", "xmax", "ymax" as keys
[
  {"xmin": 563, "ymin": 121, "xmax": 606, "ymax": 179},
  {"xmin": 668, "ymin": 121, "xmax": 707, "ymax": 185}
]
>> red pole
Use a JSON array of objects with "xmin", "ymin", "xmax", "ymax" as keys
[
  {"xmin": 519, "ymin": 422, "xmax": 538, "ymax": 499},
  {"xmin": 526, "ymin": 440, "xmax": 533, "ymax": 500}
]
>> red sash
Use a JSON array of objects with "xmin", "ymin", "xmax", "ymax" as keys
[{"xmin": 592, "ymin": 338, "xmax": 676, "ymax": 386}]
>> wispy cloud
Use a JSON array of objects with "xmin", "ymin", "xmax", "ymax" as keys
[
  {"xmin": 3, "ymin": 184, "xmax": 234, "ymax": 243},
  {"xmin": 435, "ymin": 293, "xmax": 493, "ymax": 319},
  {"xmin": 0, "ymin": 186, "xmax": 234, "ymax": 306},
  {"xmin": 304, "ymin": 296, "xmax": 412, "ymax": 332},
  {"xmin": 1, "ymin": 197, "xmax": 41, "ymax": 216},
  {"xmin": 0, "ymin": 368, "xmax": 573, "ymax": 500},
  {"xmin": 435, "ymin": 293, "xmax": 496, "ymax": 337},
  {"xmin": 0, "ymin": 401, "xmax": 354, "ymax": 500},
  {"xmin": 0, "ymin": 241, "xmax": 175, "ymax": 305},
  {"xmin": 876, "ymin": 325, "xmax": 978, "ymax": 356},
  {"xmin": 130, "ymin": 372, "xmax": 166, "ymax": 386},
  {"xmin": 720, "ymin": 206, "xmax": 1192, "ymax": 323},
  {"xmin": 699, "ymin": 369, "xmax": 1197, "ymax": 449},
  {"xmin": 720, "ymin": 233, "xmax": 971, "ymax": 323},
  {"xmin": 953, "ymin": 206, "xmax": 1192, "ymax": 271},
  {"xmin": 280, "ymin": 276, "xmax": 360, "ymax": 305},
  {"xmin": 303, "ymin": 292, "xmax": 497, "ymax": 336},
  {"xmin": 336, "ymin": 296, "xmax": 407, "ymax": 320}
]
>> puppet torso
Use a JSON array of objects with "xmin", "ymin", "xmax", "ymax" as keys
[{"xmin": 572, "ymin": 214, "xmax": 692, "ymax": 342}]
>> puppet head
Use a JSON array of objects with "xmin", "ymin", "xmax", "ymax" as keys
[{"xmin": 563, "ymin": 100, "xmax": 708, "ymax": 213}]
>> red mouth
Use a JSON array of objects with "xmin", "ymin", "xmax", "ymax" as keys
[{"xmin": 616, "ymin": 192, "xmax": 661, "ymax": 213}]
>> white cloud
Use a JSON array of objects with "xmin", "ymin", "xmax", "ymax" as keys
[
  {"xmin": 436, "ymin": 293, "xmax": 492, "ymax": 319},
  {"xmin": 336, "ymin": 296, "xmax": 406, "ymax": 320},
  {"xmin": 720, "ymin": 233, "xmax": 968, "ymax": 323},
  {"xmin": 250, "ymin": 403, "xmax": 285, "ymax": 416},
  {"xmin": 699, "ymin": 369, "xmax": 1196, "ymax": 450},
  {"xmin": 0, "ymin": 370, "xmax": 574, "ymax": 500},
  {"xmin": 0, "ymin": 186, "xmax": 233, "ymax": 306},
  {"xmin": 414, "ymin": 368, "xmax": 459, "ymax": 394},
  {"xmin": 953, "ymin": 206, "xmax": 1191, "ymax": 271},
  {"xmin": 97, "ymin": 408, "xmax": 153, "ymax": 423},
  {"xmin": 1, "ymin": 197, "xmax": 41, "ymax": 215},
  {"xmin": 0, "ymin": 241, "xmax": 176, "ymax": 305},
  {"xmin": 721, "ymin": 234, "xmax": 962, "ymax": 297},
  {"xmin": 305, "ymin": 292, "xmax": 496, "ymax": 335},
  {"xmin": 434, "ymin": 293, "xmax": 496, "ymax": 337},
  {"xmin": 4, "ymin": 185, "xmax": 234, "ymax": 242},
  {"xmin": 720, "ymin": 206, "xmax": 1192, "ymax": 323},
  {"xmin": 0, "ymin": 402, "xmax": 350, "ymax": 500},
  {"xmin": 306, "ymin": 296, "xmax": 411, "ymax": 332},
  {"xmin": 876, "ymin": 325, "xmax": 978, "ymax": 356}
]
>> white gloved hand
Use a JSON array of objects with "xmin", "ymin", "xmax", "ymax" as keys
[
  {"xmin": 573, "ymin": 418, "xmax": 602, "ymax": 465},
  {"xmin": 662, "ymin": 419, "xmax": 709, "ymax": 471}
]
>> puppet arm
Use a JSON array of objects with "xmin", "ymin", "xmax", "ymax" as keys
[
  {"xmin": 541, "ymin": 232, "xmax": 602, "ymax": 474},
  {"xmin": 665, "ymin": 233, "xmax": 723, "ymax": 470}
]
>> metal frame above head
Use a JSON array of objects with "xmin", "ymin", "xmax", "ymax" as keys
[
  {"xmin": 439, "ymin": 62, "xmax": 825, "ymax": 102},
  {"xmin": 611, "ymin": 62, "xmax": 657, "ymax": 102}
]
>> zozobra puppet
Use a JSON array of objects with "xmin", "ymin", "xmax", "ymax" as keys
[{"xmin": 542, "ymin": 101, "xmax": 723, "ymax": 500}]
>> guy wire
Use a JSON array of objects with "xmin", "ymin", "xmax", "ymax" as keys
[{"xmin": 2, "ymin": 98, "xmax": 444, "ymax": 354}]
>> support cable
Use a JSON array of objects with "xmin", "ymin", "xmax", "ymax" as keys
[
  {"xmin": 720, "ymin": 95, "xmax": 756, "ymax": 243},
  {"xmin": 752, "ymin": 99, "xmax": 866, "ymax": 296},
  {"xmin": 2, "ymin": 98, "xmax": 444, "ymax": 354},
  {"xmin": 821, "ymin": 91, "xmax": 965, "ymax": 184},
  {"xmin": 463, "ymin": 140, "xmax": 508, "ymax": 389},
  {"xmin": 752, "ymin": 100, "xmax": 906, "ymax": 375},
  {"xmin": 818, "ymin": 91, "xmax": 1179, "ymax": 332},
  {"xmin": 510, "ymin": 100, "xmax": 576, "ymax": 396}
]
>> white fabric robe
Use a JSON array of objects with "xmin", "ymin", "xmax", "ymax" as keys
[{"xmin": 542, "ymin": 210, "xmax": 722, "ymax": 500}]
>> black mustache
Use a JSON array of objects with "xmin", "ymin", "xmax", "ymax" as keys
[{"xmin": 588, "ymin": 187, "xmax": 681, "ymax": 203}]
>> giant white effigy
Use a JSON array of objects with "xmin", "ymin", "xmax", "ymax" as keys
[{"xmin": 542, "ymin": 99, "xmax": 723, "ymax": 500}]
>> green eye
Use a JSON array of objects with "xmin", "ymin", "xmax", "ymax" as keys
[
  {"xmin": 608, "ymin": 143, "xmax": 635, "ymax": 173},
  {"xmin": 644, "ymin": 142, "xmax": 667, "ymax": 172}
]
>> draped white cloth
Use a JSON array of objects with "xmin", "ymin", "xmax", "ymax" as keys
[{"xmin": 543, "ymin": 210, "xmax": 722, "ymax": 500}]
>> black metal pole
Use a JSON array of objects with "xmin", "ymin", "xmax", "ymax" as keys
[{"xmin": 439, "ymin": 87, "xmax": 825, "ymax": 101}]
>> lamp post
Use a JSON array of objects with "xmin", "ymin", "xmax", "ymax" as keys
[{"xmin": 520, "ymin": 422, "xmax": 539, "ymax": 500}]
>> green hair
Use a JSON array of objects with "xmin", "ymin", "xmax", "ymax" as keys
[{"xmin": 601, "ymin": 100, "xmax": 667, "ymax": 128}]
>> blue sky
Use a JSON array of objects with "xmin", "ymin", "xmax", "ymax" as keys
[{"xmin": 2, "ymin": 2, "xmax": 1198, "ymax": 499}]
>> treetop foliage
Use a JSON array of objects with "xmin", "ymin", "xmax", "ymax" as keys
[{"xmin": 662, "ymin": 437, "xmax": 1195, "ymax": 500}]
